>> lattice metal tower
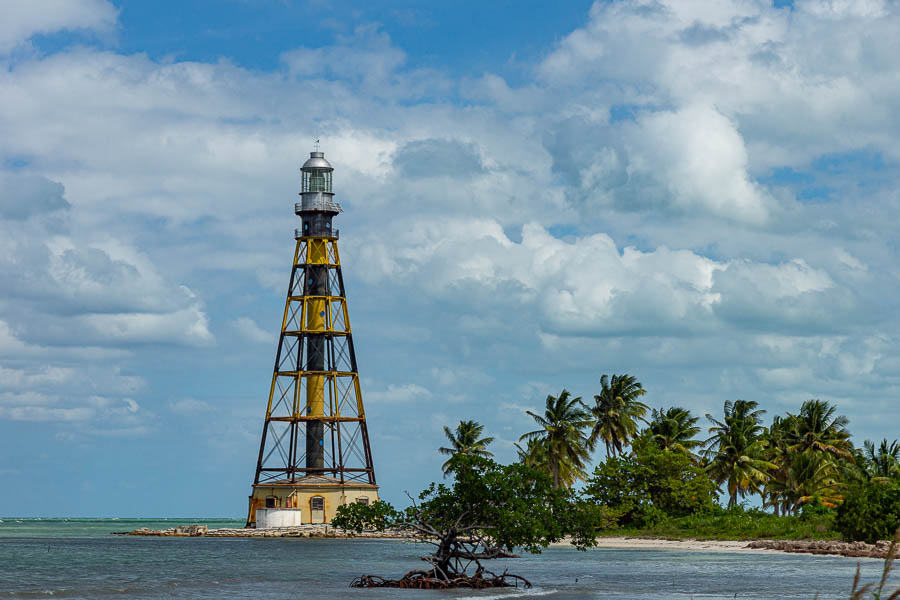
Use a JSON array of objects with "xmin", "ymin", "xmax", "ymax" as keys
[{"xmin": 247, "ymin": 150, "xmax": 377, "ymax": 527}]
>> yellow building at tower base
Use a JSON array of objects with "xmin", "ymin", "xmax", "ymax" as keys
[{"xmin": 248, "ymin": 475, "xmax": 379, "ymax": 527}]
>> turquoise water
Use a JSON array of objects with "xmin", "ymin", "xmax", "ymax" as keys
[
  {"xmin": 0, "ymin": 518, "xmax": 244, "ymax": 539},
  {"xmin": 1, "ymin": 519, "xmax": 896, "ymax": 599}
]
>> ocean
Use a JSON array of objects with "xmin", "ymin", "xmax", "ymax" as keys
[{"xmin": 0, "ymin": 518, "xmax": 895, "ymax": 599}]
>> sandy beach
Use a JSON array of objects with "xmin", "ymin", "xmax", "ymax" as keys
[
  {"xmin": 551, "ymin": 536, "xmax": 899, "ymax": 560},
  {"xmin": 552, "ymin": 536, "xmax": 783, "ymax": 554}
]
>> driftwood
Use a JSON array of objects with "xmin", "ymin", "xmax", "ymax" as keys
[{"xmin": 350, "ymin": 568, "xmax": 531, "ymax": 589}]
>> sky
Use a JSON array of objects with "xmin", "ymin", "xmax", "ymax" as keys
[{"xmin": 1, "ymin": 0, "xmax": 899, "ymax": 517}]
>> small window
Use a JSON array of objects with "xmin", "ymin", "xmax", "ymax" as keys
[
  {"xmin": 265, "ymin": 497, "xmax": 276, "ymax": 508},
  {"xmin": 311, "ymin": 496, "xmax": 325, "ymax": 511},
  {"xmin": 356, "ymin": 497, "xmax": 369, "ymax": 506}
]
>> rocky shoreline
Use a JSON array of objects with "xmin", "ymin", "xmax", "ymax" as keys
[
  {"xmin": 114, "ymin": 524, "xmax": 414, "ymax": 539},
  {"xmin": 746, "ymin": 539, "xmax": 899, "ymax": 559},
  {"xmin": 114, "ymin": 527, "xmax": 898, "ymax": 559}
]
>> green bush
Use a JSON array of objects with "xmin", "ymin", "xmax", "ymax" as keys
[
  {"xmin": 608, "ymin": 505, "xmax": 838, "ymax": 541},
  {"xmin": 584, "ymin": 437, "xmax": 718, "ymax": 526},
  {"xmin": 799, "ymin": 496, "xmax": 834, "ymax": 521},
  {"xmin": 331, "ymin": 499, "xmax": 400, "ymax": 532},
  {"xmin": 632, "ymin": 504, "xmax": 669, "ymax": 528},
  {"xmin": 835, "ymin": 481, "xmax": 900, "ymax": 543}
]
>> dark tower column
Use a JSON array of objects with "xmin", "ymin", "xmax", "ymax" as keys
[{"xmin": 304, "ymin": 257, "xmax": 326, "ymax": 471}]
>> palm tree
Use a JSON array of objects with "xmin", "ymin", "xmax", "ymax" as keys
[
  {"xmin": 763, "ymin": 450, "xmax": 842, "ymax": 515},
  {"xmin": 786, "ymin": 399, "xmax": 853, "ymax": 459},
  {"xmin": 514, "ymin": 437, "xmax": 586, "ymax": 488},
  {"xmin": 863, "ymin": 439, "xmax": 900, "ymax": 481},
  {"xmin": 439, "ymin": 420, "xmax": 494, "ymax": 475},
  {"xmin": 703, "ymin": 400, "xmax": 774, "ymax": 508},
  {"xmin": 762, "ymin": 414, "xmax": 799, "ymax": 516},
  {"xmin": 589, "ymin": 374, "xmax": 649, "ymax": 458},
  {"xmin": 519, "ymin": 389, "xmax": 593, "ymax": 489},
  {"xmin": 515, "ymin": 437, "xmax": 546, "ymax": 469},
  {"xmin": 647, "ymin": 406, "xmax": 702, "ymax": 458}
]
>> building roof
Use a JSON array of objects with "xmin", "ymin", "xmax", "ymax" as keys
[{"xmin": 301, "ymin": 151, "xmax": 333, "ymax": 170}]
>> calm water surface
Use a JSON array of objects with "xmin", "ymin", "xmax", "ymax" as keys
[{"xmin": 1, "ymin": 519, "xmax": 896, "ymax": 599}]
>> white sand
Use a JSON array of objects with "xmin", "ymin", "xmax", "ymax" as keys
[{"xmin": 551, "ymin": 536, "xmax": 783, "ymax": 554}]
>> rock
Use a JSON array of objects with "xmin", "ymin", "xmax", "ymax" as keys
[
  {"xmin": 745, "ymin": 539, "xmax": 899, "ymax": 559},
  {"xmin": 173, "ymin": 524, "xmax": 207, "ymax": 536},
  {"xmin": 118, "ymin": 523, "xmax": 423, "ymax": 540}
]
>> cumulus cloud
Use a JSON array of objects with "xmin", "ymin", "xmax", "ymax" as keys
[
  {"xmin": 1, "ymin": 0, "xmax": 900, "ymax": 491},
  {"xmin": 711, "ymin": 259, "xmax": 857, "ymax": 334},
  {"xmin": 0, "ymin": 404, "xmax": 94, "ymax": 421},
  {"xmin": 0, "ymin": 0, "xmax": 117, "ymax": 54},
  {"xmin": 282, "ymin": 24, "xmax": 406, "ymax": 85},
  {"xmin": 0, "ymin": 123, "xmax": 210, "ymax": 434},
  {"xmin": 429, "ymin": 366, "xmax": 493, "ymax": 388},
  {"xmin": 76, "ymin": 304, "xmax": 213, "ymax": 346},
  {"xmin": 393, "ymin": 139, "xmax": 485, "ymax": 179},
  {"xmin": 0, "ymin": 173, "xmax": 69, "ymax": 219},
  {"xmin": 626, "ymin": 105, "xmax": 773, "ymax": 224},
  {"xmin": 0, "ymin": 173, "xmax": 213, "ymax": 348},
  {"xmin": 281, "ymin": 24, "xmax": 450, "ymax": 100},
  {"xmin": 231, "ymin": 317, "xmax": 273, "ymax": 344},
  {"xmin": 0, "ymin": 392, "xmax": 146, "ymax": 437},
  {"xmin": 533, "ymin": 0, "xmax": 900, "ymax": 221},
  {"xmin": 356, "ymin": 218, "xmax": 869, "ymax": 340},
  {"xmin": 168, "ymin": 398, "xmax": 213, "ymax": 414},
  {"xmin": 366, "ymin": 383, "xmax": 432, "ymax": 404}
]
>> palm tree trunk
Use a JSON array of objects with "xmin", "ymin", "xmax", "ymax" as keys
[{"xmin": 551, "ymin": 456, "xmax": 559, "ymax": 489}]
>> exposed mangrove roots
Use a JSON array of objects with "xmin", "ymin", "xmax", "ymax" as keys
[{"xmin": 350, "ymin": 569, "xmax": 532, "ymax": 590}]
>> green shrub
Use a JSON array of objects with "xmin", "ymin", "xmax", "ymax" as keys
[
  {"xmin": 835, "ymin": 481, "xmax": 900, "ymax": 543},
  {"xmin": 799, "ymin": 496, "xmax": 835, "ymax": 521},
  {"xmin": 633, "ymin": 504, "xmax": 669, "ymax": 528},
  {"xmin": 584, "ymin": 437, "xmax": 718, "ymax": 525},
  {"xmin": 607, "ymin": 507, "xmax": 838, "ymax": 541},
  {"xmin": 331, "ymin": 499, "xmax": 400, "ymax": 532}
]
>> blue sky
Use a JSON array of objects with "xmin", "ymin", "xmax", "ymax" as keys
[{"xmin": 1, "ymin": 0, "xmax": 899, "ymax": 517}]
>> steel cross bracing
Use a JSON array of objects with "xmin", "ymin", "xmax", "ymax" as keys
[{"xmin": 252, "ymin": 237, "xmax": 376, "ymax": 486}]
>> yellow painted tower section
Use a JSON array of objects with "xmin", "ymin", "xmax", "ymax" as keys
[{"xmin": 305, "ymin": 238, "xmax": 327, "ymax": 421}]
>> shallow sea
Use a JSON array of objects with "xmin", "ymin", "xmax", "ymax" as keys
[{"xmin": 1, "ymin": 518, "xmax": 896, "ymax": 599}]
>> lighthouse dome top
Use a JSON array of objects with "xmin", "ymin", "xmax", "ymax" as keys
[{"xmin": 302, "ymin": 151, "xmax": 333, "ymax": 171}]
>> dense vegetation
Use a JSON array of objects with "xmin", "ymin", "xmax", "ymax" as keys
[
  {"xmin": 445, "ymin": 375, "xmax": 900, "ymax": 542},
  {"xmin": 585, "ymin": 437, "xmax": 718, "ymax": 527},
  {"xmin": 333, "ymin": 374, "xmax": 899, "ymax": 589},
  {"xmin": 836, "ymin": 481, "xmax": 900, "ymax": 544},
  {"xmin": 616, "ymin": 506, "xmax": 838, "ymax": 541}
]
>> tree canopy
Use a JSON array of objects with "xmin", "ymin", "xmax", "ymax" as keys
[
  {"xmin": 333, "ymin": 454, "xmax": 607, "ymax": 588},
  {"xmin": 646, "ymin": 406, "xmax": 702, "ymax": 458},
  {"xmin": 703, "ymin": 400, "xmax": 775, "ymax": 508},
  {"xmin": 519, "ymin": 389, "xmax": 593, "ymax": 489},
  {"xmin": 585, "ymin": 436, "xmax": 718, "ymax": 527},
  {"xmin": 589, "ymin": 373, "xmax": 649, "ymax": 458},
  {"xmin": 439, "ymin": 419, "xmax": 494, "ymax": 475}
]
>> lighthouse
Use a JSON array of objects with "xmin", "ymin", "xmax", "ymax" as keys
[{"xmin": 247, "ymin": 150, "xmax": 378, "ymax": 527}]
